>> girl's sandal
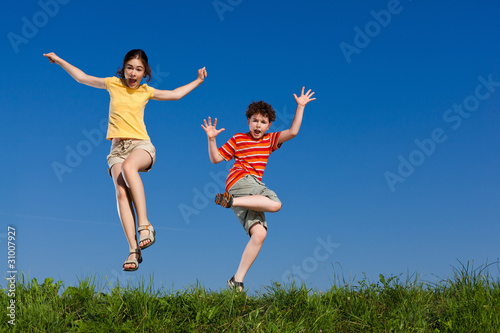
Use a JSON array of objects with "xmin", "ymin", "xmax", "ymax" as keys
[
  {"xmin": 122, "ymin": 249, "xmax": 143, "ymax": 271},
  {"xmin": 227, "ymin": 276, "xmax": 244, "ymax": 291},
  {"xmin": 138, "ymin": 224, "xmax": 156, "ymax": 250}
]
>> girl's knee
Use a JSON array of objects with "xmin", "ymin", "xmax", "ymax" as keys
[
  {"xmin": 121, "ymin": 162, "xmax": 140, "ymax": 185},
  {"xmin": 121, "ymin": 161, "xmax": 135, "ymax": 176}
]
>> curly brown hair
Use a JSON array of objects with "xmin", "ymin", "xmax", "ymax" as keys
[
  {"xmin": 246, "ymin": 101, "xmax": 276, "ymax": 122},
  {"xmin": 116, "ymin": 49, "xmax": 152, "ymax": 82}
]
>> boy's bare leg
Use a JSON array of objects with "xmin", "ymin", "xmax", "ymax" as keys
[
  {"xmin": 121, "ymin": 149, "xmax": 153, "ymax": 248},
  {"xmin": 233, "ymin": 223, "xmax": 267, "ymax": 285},
  {"xmin": 232, "ymin": 195, "xmax": 282, "ymax": 212},
  {"xmin": 111, "ymin": 164, "xmax": 139, "ymax": 269}
]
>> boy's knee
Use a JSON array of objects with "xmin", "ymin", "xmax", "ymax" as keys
[
  {"xmin": 253, "ymin": 232, "xmax": 266, "ymax": 245},
  {"xmin": 271, "ymin": 201, "xmax": 282, "ymax": 213},
  {"xmin": 250, "ymin": 224, "xmax": 267, "ymax": 243}
]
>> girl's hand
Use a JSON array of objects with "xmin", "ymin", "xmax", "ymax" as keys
[
  {"xmin": 198, "ymin": 67, "xmax": 207, "ymax": 81},
  {"xmin": 293, "ymin": 86, "xmax": 316, "ymax": 107},
  {"xmin": 201, "ymin": 117, "xmax": 224, "ymax": 139},
  {"xmin": 43, "ymin": 52, "xmax": 61, "ymax": 64}
]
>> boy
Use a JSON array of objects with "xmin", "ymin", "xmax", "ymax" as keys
[{"xmin": 201, "ymin": 87, "xmax": 315, "ymax": 290}]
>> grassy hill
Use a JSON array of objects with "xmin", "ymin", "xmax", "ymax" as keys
[{"xmin": 2, "ymin": 262, "xmax": 499, "ymax": 332}]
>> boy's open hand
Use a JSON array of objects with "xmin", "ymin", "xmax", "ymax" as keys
[
  {"xmin": 201, "ymin": 117, "xmax": 224, "ymax": 139},
  {"xmin": 293, "ymin": 87, "xmax": 316, "ymax": 107}
]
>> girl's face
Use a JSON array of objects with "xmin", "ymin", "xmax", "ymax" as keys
[
  {"xmin": 124, "ymin": 58, "xmax": 145, "ymax": 89},
  {"xmin": 248, "ymin": 113, "xmax": 271, "ymax": 140}
]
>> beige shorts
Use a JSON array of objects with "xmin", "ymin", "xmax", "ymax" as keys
[
  {"xmin": 228, "ymin": 175, "xmax": 281, "ymax": 236},
  {"xmin": 106, "ymin": 138, "xmax": 156, "ymax": 176}
]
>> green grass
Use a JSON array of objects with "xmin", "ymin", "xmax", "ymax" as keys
[{"xmin": 2, "ymin": 262, "xmax": 500, "ymax": 332}]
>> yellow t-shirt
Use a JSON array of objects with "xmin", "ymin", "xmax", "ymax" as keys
[{"xmin": 104, "ymin": 77, "xmax": 155, "ymax": 141}]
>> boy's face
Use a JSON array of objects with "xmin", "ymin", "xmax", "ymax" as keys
[{"xmin": 248, "ymin": 113, "xmax": 271, "ymax": 140}]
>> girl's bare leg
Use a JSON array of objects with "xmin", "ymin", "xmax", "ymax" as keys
[
  {"xmin": 121, "ymin": 149, "xmax": 154, "ymax": 248},
  {"xmin": 233, "ymin": 223, "xmax": 267, "ymax": 287},
  {"xmin": 111, "ymin": 164, "xmax": 139, "ymax": 269}
]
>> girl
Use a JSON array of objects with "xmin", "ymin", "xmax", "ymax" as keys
[{"xmin": 44, "ymin": 49, "xmax": 207, "ymax": 271}]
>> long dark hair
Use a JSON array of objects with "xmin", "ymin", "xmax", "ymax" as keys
[{"xmin": 116, "ymin": 49, "xmax": 152, "ymax": 82}]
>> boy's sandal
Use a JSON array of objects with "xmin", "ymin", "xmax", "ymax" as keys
[
  {"xmin": 227, "ymin": 276, "xmax": 244, "ymax": 291},
  {"xmin": 122, "ymin": 249, "xmax": 143, "ymax": 272},
  {"xmin": 215, "ymin": 192, "xmax": 233, "ymax": 208},
  {"xmin": 138, "ymin": 224, "xmax": 156, "ymax": 250}
]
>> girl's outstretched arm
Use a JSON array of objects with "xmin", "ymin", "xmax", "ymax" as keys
[
  {"xmin": 43, "ymin": 52, "xmax": 105, "ymax": 89},
  {"xmin": 152, "ymin": 67, "xmax": 207, "ymax": 101}
]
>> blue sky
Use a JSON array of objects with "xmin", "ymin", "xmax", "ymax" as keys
[{"xmin": 2, "ymin": 0, "xmax": 500, "ymax": 293}]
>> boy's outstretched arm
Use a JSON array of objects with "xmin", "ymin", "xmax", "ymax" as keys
[
  {"xmin": 278, "ymin": 87, "xmax": 316, "ymax": 144},
  {"xmin": 43, "ymin": 52, "xmax": 105, "ymax": 89},
  {"xmin": 201, "ymin": 117, "xmax": 225, "ymax": 164},
  {"xmin": 152, "ymin": 67, "xmax": 207, "ymax": 101}
]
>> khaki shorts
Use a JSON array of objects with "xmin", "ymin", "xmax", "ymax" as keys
[
  {"xmin": 228, "ymin": 175, "xmax": 281, "ymax": 236},
  {"xmin": 107, "ymin": 138, "xmax": 156, "ymax": 176}
]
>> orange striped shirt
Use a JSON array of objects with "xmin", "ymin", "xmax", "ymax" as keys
[{"xmin": 218, "ymin": 132, "xmax": 282, "ymax": 191}]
